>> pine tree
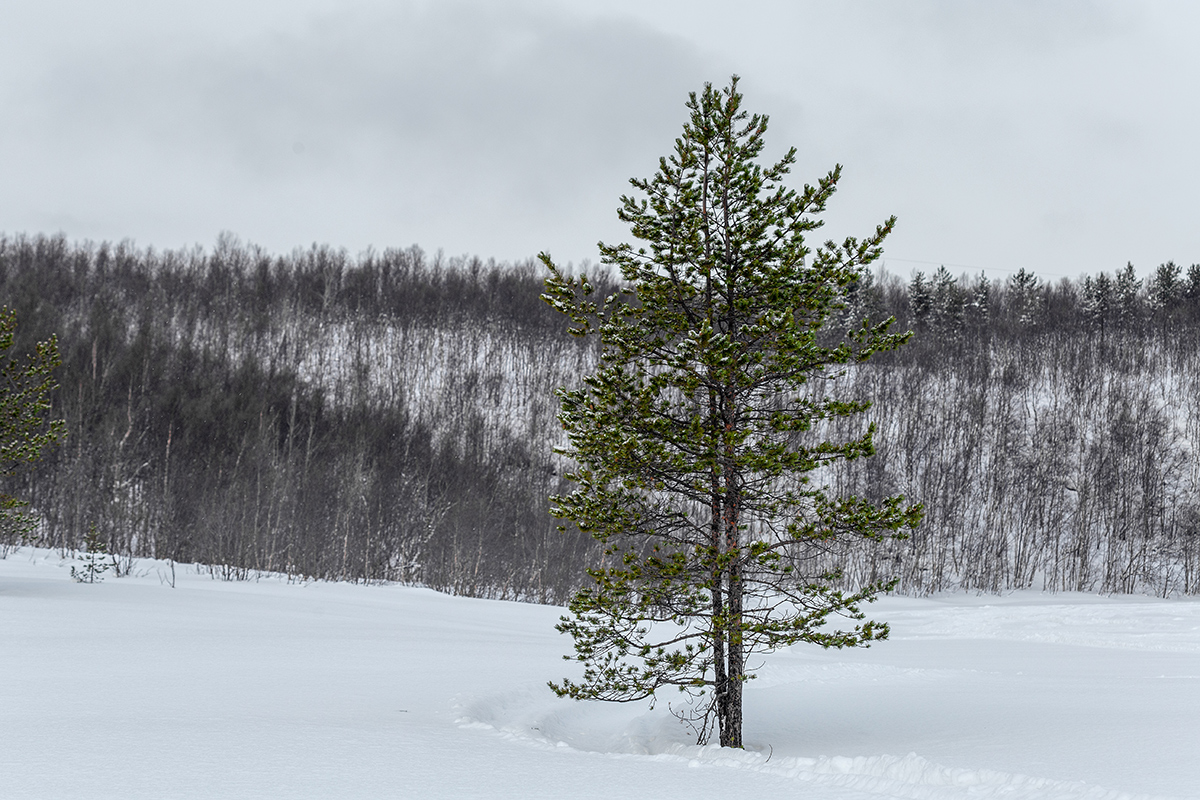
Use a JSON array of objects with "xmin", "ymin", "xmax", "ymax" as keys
[
  {"xmin": 1006, "ymin": 268, "xmax": 1042, "ymax": 327},
  {"xmin": 1148, "ymin": 261, "xmax": 1182, "ymax": 311},
  {"xmin": 71, "ymin": 524, "xmax": 111, "ymax": 583},
  {"xmin": 1082, "ymin": 271, "xmax": 1113, "ymax": 333},
  {"xmin": 929, "ymin": 266, "xmax": 964, "ymax": 332},
  {"xmin": 1186, "ymin": 264, "xmax": 1200, "ymax": 301},
  {"xmin": 908, "ymin": 271, "xmax": 932, "ymax": 328},
  {"xmin": 1114, "ymin": 262, "xmax": 1143, "ymax": 330},
  {"xmin": 966, "ymin": 271, "xmax": 991, "ymax": 326},
  {"xmin": 0, "ymin": 307, "xmax": 67, "ymax": 543},
  {"xmin": 541, "ymin": 78, "xmax": 922, "ymax": 748}
]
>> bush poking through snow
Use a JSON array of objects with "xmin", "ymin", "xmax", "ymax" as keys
[{"xmin": 71, "ymin": 524, "xmax": 111, "ymax": 584}]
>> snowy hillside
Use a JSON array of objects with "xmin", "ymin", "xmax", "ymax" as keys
[
  {"xmin": 6, "ymin": 236, "xmax": 1200, "ymax": 600},
  {"xmin": 3, "ymin": 549, "xmax": 1198, "ymax": 799}
]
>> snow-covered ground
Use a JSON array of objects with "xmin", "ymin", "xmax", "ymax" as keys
[{"xmin": 2, "ymin": 549, "xmax": 1198, "ymax": 799}]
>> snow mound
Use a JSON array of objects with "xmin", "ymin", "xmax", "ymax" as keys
[{"xmin": 457, "ymin": 690, "xmax": 1186, "ymax": 800}]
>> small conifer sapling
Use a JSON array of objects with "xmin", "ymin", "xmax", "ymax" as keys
[{"xmin": 71, "ymin": 524, "xmax": 111, "ymax": 584}]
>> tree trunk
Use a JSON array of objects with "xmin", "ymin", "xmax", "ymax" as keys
[
  {"xmin": 707, "ymin": 385, "xmax": 729, "ymax": 745},
  {"xmin": 719, "ymin": 416, "xmax": 744, "ymax": 748},
  {"xmin": 710, "ymin": 472, "xmax": 728, "ymax": 744},
  {"xmin": 722, "ymin": 519, "xmax": 744, "ymax": 748}
]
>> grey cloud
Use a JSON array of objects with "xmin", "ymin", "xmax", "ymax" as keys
[
  {"xmin": 871, "ymin": 0, "xmax": 1135, "ymax": 58},
  {"xmin": 14, "ymin": 3, "xmax": 720, "ymax": 258},
  {"xmin": 7, "ymin": 0, "xmax": 1200, "ymax": 279}
]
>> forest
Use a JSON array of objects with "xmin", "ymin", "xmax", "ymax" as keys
[{"xmin": 2, "ymin": 232, "xmax": 1198, "ymax": 599}]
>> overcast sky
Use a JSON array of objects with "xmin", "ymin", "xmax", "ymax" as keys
[{"xmin": 2, "ymin": 0, "xmax": 1198, "ymax": 281}]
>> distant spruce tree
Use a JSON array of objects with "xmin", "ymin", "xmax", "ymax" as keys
[
  {"xmin": 908, "ymin": 271, "xmax": 933, "ymax": 328},
  {"xmin": 966, "ymin": 271, "xmax": 991, "ymax": 326},
  {"xmin": 1007, "ymin": 268, "xmax": 1042, "ymax": 327},
  {"xmin": 929, "ymin": 266, "xmax": 964, "ymax": 332},
  {"xmin": 842, "ymin": 266, "xmax": 883, "ymax": 333},
  {"xmin": 1186, "ymin": 264, "xmax": 1200, "ymax": 301},
  {"xmin": 1148, "ymin": 261, "xmax": 1183, "ymax": 312},
  {"xmin": 1114, "ymin": 262, "xmax": 1143, "ymax": 329},
  {"xmin": 542, "ymin": 77, "xmax": 922, "ymax": 748},
  {"xmin": 1082, "ymin": 271, "xmax": 1114, "ymax": 332}
]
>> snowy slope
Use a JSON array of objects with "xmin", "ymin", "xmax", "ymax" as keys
[{"xmin": 2, "ymin": 549, "xmax": 1198, "ymax": 799}]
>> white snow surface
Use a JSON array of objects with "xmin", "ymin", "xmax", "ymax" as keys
[{"xmin": 3, "ymin": 549, "xmax": 1198, "ymax": 799}]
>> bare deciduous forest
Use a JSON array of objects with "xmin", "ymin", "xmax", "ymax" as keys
[{"xmin": 2, "ymin": 233, "xmax": 1198, "ymax": 598}]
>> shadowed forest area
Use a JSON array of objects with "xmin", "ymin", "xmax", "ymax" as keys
[
  {"xmin": 2, "ymin": 233, "xmax": 1199, "ymax": 598},
  {"xmin": 0, "ymin": 233, "xmax": 601, "ymax": 600}
]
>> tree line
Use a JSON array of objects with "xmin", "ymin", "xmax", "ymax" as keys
[
  {"xmin": 827, "ymin": 262, "xmax": 1200, "ymax": 595},
  {"xmin": 1, "ymin": 232, "xmax": 1198, "ymax": 597},
  {"xmin": 0, "ymin": 233, "xmax": 603, "ymax": 600}
]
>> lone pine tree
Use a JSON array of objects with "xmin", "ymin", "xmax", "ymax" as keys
[{"xmin": 542, "ymin": 77, "xmax": 922, "ymax": 748}]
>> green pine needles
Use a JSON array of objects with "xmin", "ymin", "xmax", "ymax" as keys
[
  {"xmin": 541, "ymin": 77, "xmax": 923, "ymax": 748},
  {"xmin": 71, "ymin": 524, "xmax": 111, "ymax": 584},
  {"xmin": 1, "ymin": 306, "xmax": 66, "ymax": 544}
]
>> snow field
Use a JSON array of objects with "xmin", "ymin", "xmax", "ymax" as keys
[{"xmin": 2, "ymin": 549, "xmax": 1198, "ymax": 799}]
